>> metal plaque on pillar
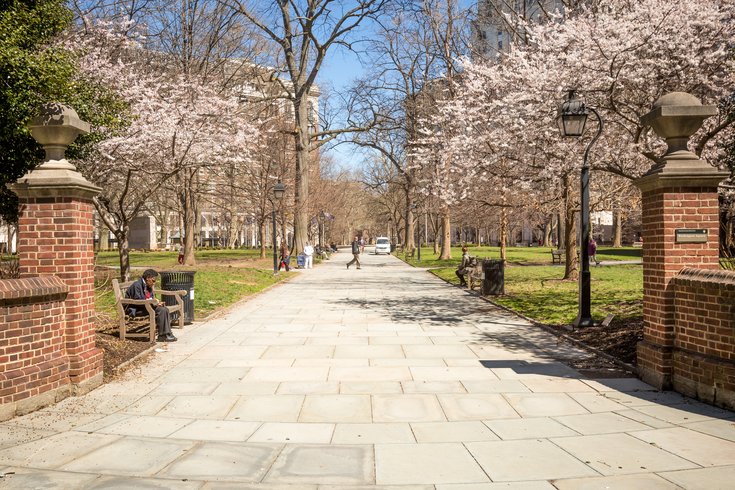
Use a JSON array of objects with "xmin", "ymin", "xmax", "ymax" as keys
[{"xmin": 675, "ymin": 229, "xmax": 708, "ymax": 243}]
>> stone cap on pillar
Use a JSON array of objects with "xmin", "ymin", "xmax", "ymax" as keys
[
  {"xmin": 8, "ymin": 103, "xmax": 101, "ymax": 199},
  {"xmin": 636, "ymin": 92, "xmax": 728, "ymax": 192}
]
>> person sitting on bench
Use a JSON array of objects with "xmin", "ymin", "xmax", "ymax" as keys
[
  {"xmin": 126, "ymin": 269, "xmax": 177, "ymax": 342},
  {"xmin": 455, "ymin": 247, "xmax": 472, "ymax": 287}
]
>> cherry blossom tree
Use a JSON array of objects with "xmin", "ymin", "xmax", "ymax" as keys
[
  {"xmin": 412, "ymin": 0, "xmax": 734, "ymax": 277},
  {"xmin": 67, "ymin": 21, "xmax": 258, "ymax": 279}
]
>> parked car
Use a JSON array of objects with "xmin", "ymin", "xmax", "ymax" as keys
[{"xmin": 374, "ymin": 237, "xmax": 391, "ymax": 254}]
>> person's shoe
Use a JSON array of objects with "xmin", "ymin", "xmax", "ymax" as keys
[
  {"xmin": 157, "ymin": 334, "xmax": 177, "ymax": 342},
  {"xmin": 346, "ymin": 264, "xmax": 350, "ymax": 269},
  {"xmin": 357, "ymin": 267, "xmax": 361, "ymax": 269}
]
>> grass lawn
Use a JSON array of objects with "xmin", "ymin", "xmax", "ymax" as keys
[
  {"xmin": 432, "ymin": 264, "xmax": 642, "ymax": 325},
  {"xmin": 424, "ymin": 246, "xmax": 643, "ymax": 326},
  {"xmin": 96, "ymin": 248, "xmax": 289, "ymax": 319}
]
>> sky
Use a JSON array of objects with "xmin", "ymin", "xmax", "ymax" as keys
[{"xmin": 317, "ymin": 48, "xmax": 368, "ymax": 173}]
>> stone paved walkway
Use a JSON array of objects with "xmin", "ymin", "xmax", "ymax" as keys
[{"xmin": 1, "ymin": 250, "xmax": 734, "ymax": 489}]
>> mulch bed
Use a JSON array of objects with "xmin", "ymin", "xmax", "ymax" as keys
[
  {"xmin": 544, "ymin": 317, "xmax": 644, "ymax": 378},
  {"xmin": 94, "ymin": 312, "xmax": 154, "ymax": 381}
]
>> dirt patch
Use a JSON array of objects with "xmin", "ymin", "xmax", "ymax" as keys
[
  {"xmin": 544, "ymin": 317, "xmax": 644, "ymax": 378},
  {"xmin": 565, "ymin": 317, "xmax": 643, "ymax": 366},
  {"xmin": 94, "ymin": 312, "xmax": 154, "ymax": 382}
]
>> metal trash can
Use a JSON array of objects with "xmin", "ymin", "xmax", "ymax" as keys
[
  {"xmin": 390, "ymin": 243, "xmax": 396, "ymax": 252},
  {"xmin": 160, "ymin": 271, "xmax": 196, "ymax": 324},
  {"xmin": 482, "ymin": 259, "xmax": 505, "ymax": 295}
]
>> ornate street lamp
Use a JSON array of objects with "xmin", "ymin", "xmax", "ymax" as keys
[
  {"xmin": 557, "ymin": 89, "xmax": 603, "ymax": 328},
  {"xmin": 272, "ymin": 181, "xmax": 285, "ymax": 273}
]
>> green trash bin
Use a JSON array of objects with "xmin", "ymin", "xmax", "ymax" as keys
[
  {"xmin": 482, "ymin": 259, "xmax": 505, "ymax": 295},
  {"xmin": 160, "ymin": 271, "xmax": 196, "ymax": 324}
]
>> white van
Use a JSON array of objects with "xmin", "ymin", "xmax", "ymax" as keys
[{"xmin": 374, "ymin": 237, "xmax": 391, "ymax": 254}]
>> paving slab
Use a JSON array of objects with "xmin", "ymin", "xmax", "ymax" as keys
[
  {"xmin": 299, "ymin": 394, "xmax": 372, "ymax": 423},
  {"xmin": 247, "ymin": 422, "xmax": 334, "ymax": 443},
  {"xmin": 168, "ymin": 420, "xmax": 261, "ymax": 442},
  {"xmin": 484, "ymin": 416, "xmax": 579, "ymax": 440},
  {"xmin": 0, "ymin": 431, "xmax": 120, "ymax": 468},
  {"xmin": 551, "ymin": 473, "xmax": 678, "ymax": 489},
  {"xmin": 372, "ymin": 394, "xmax": 446, "ymax": 423},
  {"xmin": 658, "ymin": 464, "xmax": 735, "ymax": 489},
  {"xmin": 158, "ymin": 441, "xmax": 282, "ymax": 481},
  {"xmin": 630, "ymin": 427, "xmax": 735, "ymax": 466},
  {"xmin": 60, "ymin": 437, "xmax": 194, "ymax": 476},
  {"xmin": 504, "ymin": 393, "xmax": 590, "ymax": 417},
  {"xmin": 332, "ymin": 422, "xmax": 414, "ymax": 444},
  {"xmin": 375, "ymin": 443, "xmax": 489, "ymax": 485},
  {"xmin": 0, "ymin": 468, "xmax": 99, "ymax": 489},
  {"xmin": 265, "ymin": 444, "xmax": 374, "ymax": 485},
  {"xmin": 465, "ymin": 439, "xmax": 599, "ymax": 481},
  {"xmin": 553, "ymin": 412, "xmax": 651, "ymax": 435},
  {"xmin": 411, "ymin": 421, "xmax": 499, "ymax": 442},
  {"xmin": 438, "ymin": 393, "xmax": 519, "ymax": 421},
  {"xmin": 551, "ymin": 433, "xmax": 699, "ymax": 475}
]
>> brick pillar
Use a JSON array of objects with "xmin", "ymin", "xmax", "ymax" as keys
[
  {"xmin": 9, "ymin": 103, "xmax": 103, "ymax": 394},
  {"xmin": 634, "ymin": 92, "xmax": 728, "ymax": 389}
]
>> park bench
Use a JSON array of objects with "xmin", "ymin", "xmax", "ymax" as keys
[
  {"xmin": 457, "ymin": 256, "xmax": 483, "ymax": 290},
  {"xmin": 112, "ymin": 278, "xmax": 186, "ymax": 341},
  {"xmin": 551, "ymin": 248, "xmax": 565, "ymax": 264},
  {"xmin": 467, "ymin": 258, "xmax": 484, "ymax": 290},
  {"xmin": 404, "ymin": 248, "xmax": 416, "ymax": 261}
]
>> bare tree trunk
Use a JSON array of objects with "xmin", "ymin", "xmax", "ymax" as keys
[
  {"xmin": 259, "ymin": 219, "xmax": 267, "ymax": 258},
  {"xmin": 612, "ymin": 209, "xmax": 622, "ymax": 247},
  {"xmin": 292, "ymin": 96, "xmax": 311, "ymax": 256},
  {"xmin": 562, "ymin": 175, "xmax": 578, "ymax": 280},
  {"xmin": 181, "ymin": 170, "xmax": 197, "ymax": 266},
  {"xmin": 544, "ymin": 217, "xmax": 552, "ymax": 247},
  {"xmin": 439, "ymin": 207, "xmax": 452, "ymax": 260},
  {"xmin": 500, "ymin": 208, "xmax": 508, "ymax": 261},
  {"xmin": 116, "ymin": 229, "xmax": 131, "ymax": 282},
  {"xmin": 405, "ymin": 192, "xmax": 415, "ymax": 251},
  {"xmin": 99, "ymin": 225, "xmax": 109, "ymax": 251}
]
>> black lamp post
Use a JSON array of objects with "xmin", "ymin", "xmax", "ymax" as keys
[
  {"xmin": 557, "ymin": 89, "xmax": 603, "ymax": 328},
  {"xmin": 272, "ymin": 181, "xmax": 285, "ymax": 273}
]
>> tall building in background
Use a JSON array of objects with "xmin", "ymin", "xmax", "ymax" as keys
[{"xmin": 472, "ymin": 0, "xmax": 564, "ymax": 60}]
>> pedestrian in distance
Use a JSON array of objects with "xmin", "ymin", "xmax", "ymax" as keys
[
  {"xmin": 346, "ymin": 236, "xmax": 361, "ymax": 269},
  {"xmin": 125, "ymin": 269, "xmax": 177, "ymax": 342},
  {"xmin": 279, "ymin": 242, "xmax": 291, "ymax": 271},
  {"xmin": 588, "ymin": 237, "xmax": 600, "ymax": 266},
  {"xmin": 303, "ymin": 241, "xmax": 314, "ymax": 269}
]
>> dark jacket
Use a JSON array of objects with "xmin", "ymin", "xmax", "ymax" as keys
[
  {"xmin": 125, "ymin": 278, "xmax": 155, "ymax": 316},
  {"xmin": 351, "ymin": 240, "xmax": 360, "ymax": 254}
]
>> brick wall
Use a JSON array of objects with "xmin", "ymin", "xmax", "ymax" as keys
[
  {"xmin": 670, "ymin": 268, "xmax": 735, "ymax": 410},
  {"xmin": 0, "ymin": 276, "xmax": 70, "ymax": 421},
  {"xmin": 18, "ymin": 196, "xmax": 102, "ymax": 388},
  {"xmin": 638, "ymin": 186, "xmax": 721, "ymax": 388}
]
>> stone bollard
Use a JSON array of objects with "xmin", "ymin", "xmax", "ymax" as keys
[
  {"xmin": 9, "ymin": 103, "xmax": 103, "ymax": 394},
  {"xmin": 635, "ymin": 92, "xmax": 729, "ymax": 389}
]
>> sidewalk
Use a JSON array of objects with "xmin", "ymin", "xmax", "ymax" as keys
[{"xmin": 1, "ymin": 250, "xmax": 733, "ymax": 488}]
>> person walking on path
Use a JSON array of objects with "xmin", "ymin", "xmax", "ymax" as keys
[
  {"xmin": 588, "ymin": 237, "xmax": 600, "ymax": 266},
  {"xmin": 125, "ymin": 269, "xmax": 177, "ymax": 342},
  {"xmin": 303, "ymin": 242, "xmax": 314, "ymax": 269},
  {"xmin": 347, "ymin": 236, "xmax": 361, "ymax": 269}
]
